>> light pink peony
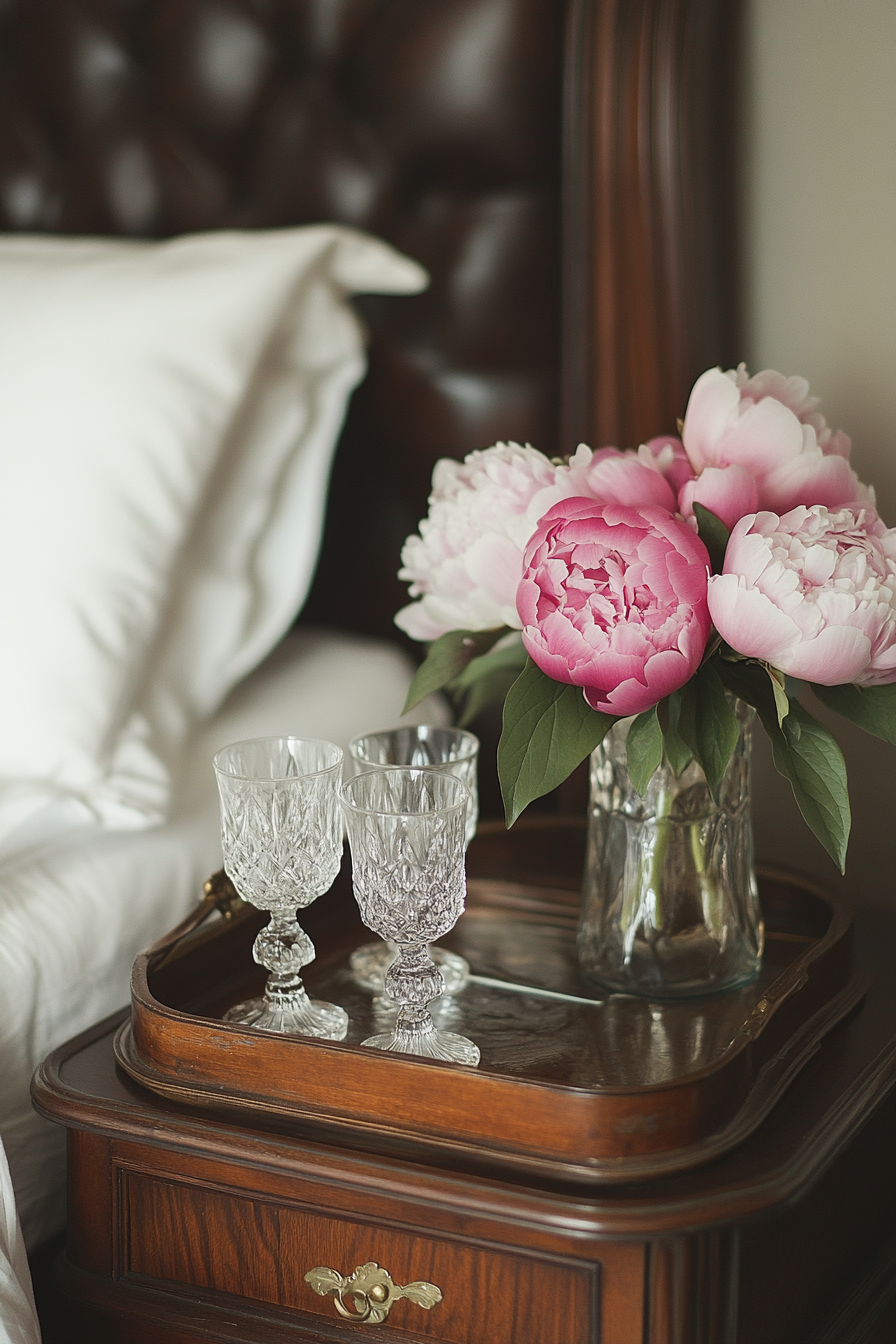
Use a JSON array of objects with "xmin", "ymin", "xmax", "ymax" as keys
[
  {"xmin": 395, "ymin": 441, "xmax": 684, "ymax": 641},
  {"xmin": 680, "ymin": 365, "xmax": 873, "ymax": 525},
  {"xmin": 516, "ymin": 500, "xmax": 712, "ymax": 715},
  {"xmin": 582, "ymin": 445, "xmax": 677, "ymax": 511},
  {"xmin": 394, "ymin": 442, "xmax": 589, "ymax": 640},
  {"xmin": 707, "ymin": 505, "xmax": 896, "ymax": 686},
  {"xmin": 679, "ymin": 463, "xmax": 760, "ymax": 532},
  {"xmin": 643, "ymin": 435, "xmax": 697, "ymax": 493}
]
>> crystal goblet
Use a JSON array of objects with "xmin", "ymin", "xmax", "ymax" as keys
[
  {"xmin": 347, "ymin": 726, "xmax": 478, "ymax": 996},
  {"xmin": 342, "ymin": 768, "xmax": 479, "ymax": 1065},
  {"xmin": 214, "ymin": 736, "xmax": 348, "ymax": 1040}
]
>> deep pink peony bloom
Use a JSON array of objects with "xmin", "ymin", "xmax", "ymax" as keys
[
  {"xmin": 707, "ymin": 505, "xmax": 896, "ymax": 686},
  {"xmin": 680, "ymin": 365, "xmax": 873, "ymax": 522},
  {"xmin": 517, "ymin": 500, "xmax": 712, "ymax": 715}
]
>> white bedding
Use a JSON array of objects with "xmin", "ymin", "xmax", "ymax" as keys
[
  {"xmin": 0, "ymin": 1140, "xmax": 36, "ymax": 1344},
  {"xmin": 0, "ymin": 626, "xmax": 439, "ymax": 1259},
  {"xmin": 0, "ymin": 229, "xmax": 425, "ymax": 856}
]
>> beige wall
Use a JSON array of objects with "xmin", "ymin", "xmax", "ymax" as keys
[{"xmin": 745, "ymin": 0, "xmax": 896, "ymax": 907}]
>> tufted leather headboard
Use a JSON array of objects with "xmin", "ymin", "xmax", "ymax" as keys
[{"xmin": 0, "ymin": 0, "xmax": 738, "ymax": 640}]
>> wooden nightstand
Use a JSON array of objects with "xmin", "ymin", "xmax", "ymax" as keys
[{"xmin": 33, "ymin": 831, "xmax": 896, "ymax": 1344}]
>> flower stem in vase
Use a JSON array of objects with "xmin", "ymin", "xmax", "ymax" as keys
[
  {"xmin": 579, "ymin": 706, "xmax": 762, "ymax": 998},
  {"xmin": 647, "ymin": 788, "xmax": 672, "ymax": 930}
]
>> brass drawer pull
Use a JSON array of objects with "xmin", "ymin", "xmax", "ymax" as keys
[{"xmin": 304, "ymin": 1260, "xmax": 442, "ymax": 1324}]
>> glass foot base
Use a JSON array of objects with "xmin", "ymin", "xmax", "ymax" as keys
[
  {"xmin": 350, "ymin": 941, "xmax": 470, "ymax": 996},
  {"xmin": 362, "ymin": 1023, "xmax": 479, "ymax": 1066},
  {"xmin": 224, "ymin": 994, "xmax": 348, "ymax": 1040}
]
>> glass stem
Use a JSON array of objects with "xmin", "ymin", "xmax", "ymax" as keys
[
  {"xmin": 254, "ymin": 909, "xmax": 314, "ymax": 995},
  {"xmin": 386, "ymin": 942, "xmax": 442, "ymax": 1033}
]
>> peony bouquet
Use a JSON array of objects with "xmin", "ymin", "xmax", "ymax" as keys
[{"xmin": 397, "ymin": 366, "xmax": 896, "ymax": 872}]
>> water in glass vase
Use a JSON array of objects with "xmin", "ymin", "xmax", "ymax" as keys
[{"xmin": 577, "ymin": 700, "xmax": 763, "ymax": 998}]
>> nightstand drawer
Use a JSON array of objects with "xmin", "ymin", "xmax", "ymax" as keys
[{"xmin": 121, "ymin": 1168, "xmax": 599, "ymax": 1343}]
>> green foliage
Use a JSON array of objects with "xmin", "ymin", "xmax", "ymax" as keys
[
  {"xmin": 677, "ymin": 660, "xmax": 741, "ymax": 802},
  {"xmin": 626, "ymin": 707, "xmax": 663, "ymax": 796},
  {"xmin": 718, "ymin": 657, "xmax": 850, "ymax": 872},
  {"xmin": 450, "ymin": 638, "xmax": 528, "ymax": 726},
  {"xmin": 498, "ymin": 660, "xmax": 616, "ymax": 826},
  {"xmin": 405, "ymin": 603, "xmax": 870, "ymax": 878},
  {"xmin": 811, "ymin": 682, "xmax": 896, "ymax": 747},
  {"xmin": 767, "ymin": 665, "xmax": 790, "ymax": 727},
  {"xmin": 403, "ymin": 626, "xmax": 509, "ymax": 714},
  {"xmin": 662, "ymin": 690, "xmax": 694, "ymax": 776},
  {"xmin": 692, "ymin": 503, "xmax": 731, "ymax": 574}
]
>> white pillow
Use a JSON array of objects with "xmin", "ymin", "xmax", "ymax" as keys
[{"xmin": 0, "ymin": 227, "xmax": 427, "ymax": 863}]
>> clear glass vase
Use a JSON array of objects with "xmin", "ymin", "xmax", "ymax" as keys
[{"xmin": 577, "ymin": 700, "xmax": 763, "ymax": 998}]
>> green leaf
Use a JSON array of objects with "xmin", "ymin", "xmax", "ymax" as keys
[
  {"xmin": 688, "ymin": 660, "xmax": 741, "ymax": 802},
  {"xmin": 456, "ymin": 663, "xmax": 525, "ymax": 726},
  {"xmin": 767, "ymin": 700, "xmax": 851, "ymax": 874},
  {"xmin": 450, "ymin": 637, "xmax": 527, "ymax": 691},
  {"xmin": 693, "ymin": 503, "xmax": 731, "ymax": 575},
  {"xmin": 663, "ymin": 691, "xmax": 694, "ymax": 776},
  {"xmin": 718, "ymin": 659, "xmax": 851, "ymax": 871},
  {"xmin": 402, "ymin": 627, "xmax": 509, "ymax": 713},
  {"xmin": 716, "ymin": 656, "xmax": 778, "ymax": 722},
  {"xmin": 449, "ymin": 637, "xmax": 528, "ymax": 726},
  {"xmin": 498, "ymin": 660, "xmax": 617, "ymax": 826},
  {"xmin": 719, "ymin": 655, "xmax": 789, "ymax": 728},
  {"xmin": 767, "ymin": 665, "xmax": 790, "ymax": 728},
  {"xmin": 627, "ymin": 707, "xmax": 663, "ymax": 796},
  {"xmin": 810, "ymin": 682, "xmax": 896, "ymax": 747}
]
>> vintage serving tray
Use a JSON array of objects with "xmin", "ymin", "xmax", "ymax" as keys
[{"xmin": 115, "ymin": 818, "xmax": 863, "ymax": 1185}]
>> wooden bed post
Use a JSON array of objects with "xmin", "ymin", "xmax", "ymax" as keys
[{"xmin": 562, "ymin": 0, "xmax": 741, "ymax": 453}]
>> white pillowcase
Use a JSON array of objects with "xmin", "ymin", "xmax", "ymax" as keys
[{"xmin": 0, "ymin": 227, "xmax": 426, "ymax": 862}]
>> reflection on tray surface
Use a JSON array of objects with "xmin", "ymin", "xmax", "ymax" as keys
[{"xmin": 283, "ymin": 908, "xmax": 807, "ymax": 1089}]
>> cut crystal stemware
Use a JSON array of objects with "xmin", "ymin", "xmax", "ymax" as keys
[
  {"xmin": 214, "ymin": 736, "xmax": 348, "ymax": 1040},
  {"xmin": 347, "ymin": 726, "xmax": 478, "ymax": 996},
  {"xmin": 342, "ymin": 767, "xmax": 479, "ymax": 1065}
]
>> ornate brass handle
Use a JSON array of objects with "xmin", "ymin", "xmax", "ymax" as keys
[{"xmin": 304, "ymin": 1261, "xmax": 442, "ymax": 1325}]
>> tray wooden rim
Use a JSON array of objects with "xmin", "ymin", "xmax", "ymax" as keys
[
  {"xmin": 116, "ymin": 839, "xmax": 863, "ymax": 1185},
  {"xmin": 114, "ymin": 972, "xmax": 864, "ymax": 1184},
  {"xmin": 124, "ymin": 868, "xmax": 851, "ymax": 1102}
]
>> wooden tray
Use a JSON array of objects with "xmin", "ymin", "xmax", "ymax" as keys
[{"xmin": 115, "ymin": 818, "xmax": 863, "ymax": 1185}]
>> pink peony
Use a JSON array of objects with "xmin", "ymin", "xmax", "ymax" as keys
[
  {"xmin": 679, "ymin": 464, "xmax": 759, "ymax": 532},
  {"xmin": 582, "ymin": 445, "xmax": 677, "ymax": 511},
  {"xmin": 517, "ymin": 500, "xmax": 712, "ymax": 715},
  {"xmin": 395, "ymin": 441, "xmax": 685, "ymax": 641},
  {"xmin": 395, "ymin": 442, "xmax": 578, "ymax": 640},
  {"xmin": 707, "ymin": 505, "xmax": 896, "ymax": 686},
  {"xmin": 643, "ymin": 434, "xmax": 696, "ymax": 493},
  {"xmin": 680, "ymin": 365, "xmax": 873, "ymax": 524}
]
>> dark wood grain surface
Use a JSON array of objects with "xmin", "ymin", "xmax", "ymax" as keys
[
  {"xmin": 562, "ymin": 0, "xmax": 741, "ymax": 453},
  {"xmin": 31, "ymin": 888, "xmax": 896, "ymax": 1343}
]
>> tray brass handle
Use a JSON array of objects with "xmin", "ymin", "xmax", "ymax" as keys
[
  {"xmin": 304, "ymin": 1261, "xmax": 442, "ymax": 1324},
  {"xmin": 146, "ymin": 870, "xmax": 249, "ymax": 968}
]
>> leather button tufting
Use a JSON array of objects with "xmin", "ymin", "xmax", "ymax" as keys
[{"xmin": 0, "ymin": 0, "xmax": 563, "ymax": 636}]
